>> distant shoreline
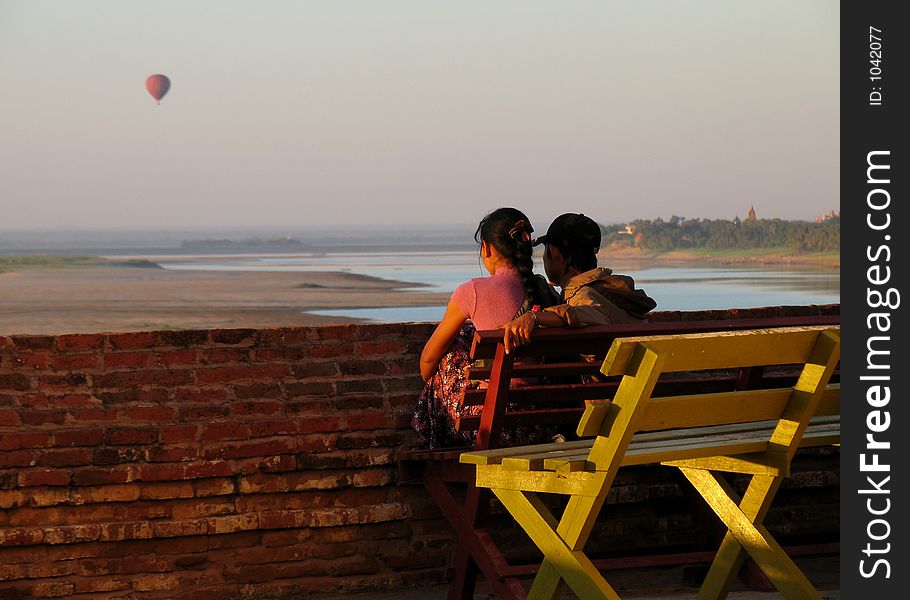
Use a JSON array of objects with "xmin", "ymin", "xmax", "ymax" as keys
[{"xmin": 602, "ymin": 246, "xmax": 840, "ymax": 269}]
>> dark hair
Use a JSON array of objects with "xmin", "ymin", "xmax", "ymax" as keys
[
  {"xmin": 475, "ymin": 207, "xmax": 549, "ymax": 308},
  {"xmin": 545, "ymin": 242, "xmax": 598, "ymax": 272},
  {"xmin": 538, "ymin": 213, "xmax": 601, "ymax": 272}
]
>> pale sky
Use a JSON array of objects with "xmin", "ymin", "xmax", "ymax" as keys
[{"xmin": 0, "ymin": 1, "xmax": 839, "ymax": 229}]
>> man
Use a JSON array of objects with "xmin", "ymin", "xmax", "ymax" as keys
[{"xmin": 502, "ymin": 213, "xmax": 657, "ymax": 353}]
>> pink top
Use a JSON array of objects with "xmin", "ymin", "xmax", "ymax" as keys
[{"xmin": 451, "ymin": 267, "xmax": 526, "ymax": 331}]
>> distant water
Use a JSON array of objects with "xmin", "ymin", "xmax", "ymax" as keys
[{"xmin": 159, "ymin": 252, "xmax": 839, "ymax": 323}]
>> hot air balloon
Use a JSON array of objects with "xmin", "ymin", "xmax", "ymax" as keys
[{"xmin": 146, "ymin": 74, "xmax": 171, "ymax": 104}]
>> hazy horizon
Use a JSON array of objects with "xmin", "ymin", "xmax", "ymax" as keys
[{"xmin": 1, "ymin": 1, "xmax": 839, "ymax": 229}]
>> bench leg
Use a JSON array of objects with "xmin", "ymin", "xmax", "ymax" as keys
[
  {"xmin": 422, "ymin": 465, "xmax": 526, "ymax": 600},
  {"xmin": 493, "ymin": 489, "xmax": 620, "ymax": 600},
  {"xmin": 447, "ymin": 485, "xmax": 484, "ymax": 600},
  {"xmin": 680, "ymin": 469, "xmax": 822, "ymax": 600}
]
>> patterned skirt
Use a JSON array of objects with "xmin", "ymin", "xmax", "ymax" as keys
[{"xmin": 411, "ymin": 323, "xmax": 561, "ymax": 449}]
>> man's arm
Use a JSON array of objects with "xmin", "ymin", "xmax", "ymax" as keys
[{"xmin": 501, "ymin": 310, "xmax": 566, "ymax": 354}]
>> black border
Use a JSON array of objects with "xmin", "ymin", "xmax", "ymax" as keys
[{"xmin": 841, "ymin": 0, "xmax": 907, "ymax": 595}]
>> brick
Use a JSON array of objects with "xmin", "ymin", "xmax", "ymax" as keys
[
  {"xmin": 298, "ymin": 415, "xmax": 344, "ymax": 434},
  {"xmin": 296, "ymin": 434, "xmax": 337, "ymax": 453},
  {"xmin": 146, "ymin": 445, "xmax": 199, "ymax": 462},
  {"xmin": 146, "ymin": 386, "xmax": 174, "ymax": 401},
  {"xmin": 10, "ymin": 335, "xmax": 55, "ymax": 350},
  {"xmin": 171, "ymin": 386, "xmax": 228, "ymax": 403},
  {"xmin": 0, "ymin": 450, "xmax": 38, "ymax": 468},
  {"xmin": 203, "ymin": 438, "xmax": 295, "ymax": 461},
  {"xmin": 248, "ymin": 419, "xmax": 299, "ymax": 437},
  {"xmin": 211, "ymin": 328, "xmax": 258, "ymax": 345},
  {"xmin": 72, "ymin": 484, "xmax": 141, "ymax": 504},
  {"xmin": 178, "ymin": 405, "xmax": 231, "ymax": 420},
  {"xmin": 233, "ymin": 382, "xmax": 283, "ymax": 399},
  {"xmin": 9, "ymin": 351, "xmax": 51, "ymax": 370},
  {"xmin": 103, "ymin": 351, "xmax": 152, "ymax": 369},
  {"xmin": 59, "ymin": 408, "xmax": 117, "ymax": 423},
  {"xmin": 100, "ymin": 520, "xmax": 153, "ymax": 542},
  {"xmin": 286, "ymin": 381, "xmax": 334, "ymax": 397},
  {"xmin": 259, "ymin": 454, "xmax": 298, "ymax": 473},
  {"xmin": 71, "ymin": 467, "xmax": 134, "ymax": 486},
  {"xmin": 155, "ymin": 350, "xmax": 198, "ymax": 366},
  {"xmin": 106, "ymin": 426, "xmax": 158, "ymax": 445},
  {"xmin": 208, "ymin": 513, "xmax": 259, "ymax": 535},
  {"xmin": 291, "ymin": 361, "xmax": 339, "ymax": 378},
  {"xmin": 159, "ymin": 329, "xmax": 210, "ymax": 347},
  {"xmin": 0, "ymin": 408, "xmax": 20, "ymax": 426},
  {"xmin": 261, "ymin": 528, "xmax": 312, "ymax": 546},
  {"xmin": 160, "ymin": 425, "xmax": 198, "ymax": 444},
  {"xmin": 316, "ymin": 324, "xmax": 361, "ymax": 340},
  {"xmin": 0, "ymin": 373, "xmax": 32, "ymax": 391},
  {"xmin": 31, "ymin": 581, "xmax": 75, "ymax": 597},
  {"xmin": 171, "ymin": 497, "xmax": 234, "ymax": 520},
  {"xmin": 198, "ymin": 347, "xmax": 253, "ymax": 364},
  {"xmin": 255, "ymin": 347, "xmax": 308, "ymax": 362},
  {"xmin": 184, "ymin": 460, "xmax": 234, "ymax": 479},
  {"xmin": 92, "ymin": 446, "xmax": 143, "ymax": 465},
  {"xmin": 307, "ymin": 344, "xmax": 353, "ymax": 359},
  {"xmin": 125, "ymin": 405, "xmax": 176, "ymax": 421},
  {"xmin": 337, "ymin": 358, "xmax": 388, "ymax": 376},
  {"xmin": 19, "ymin": 469, "xmax": 70, "ymax": 487},
  {"xmin": 35, "ymin": 372, "xmax": 88, "ymax": 390},
  {"xmin": 152, "ymin": 519, "xmax": 209, "ymax": 538},
  {"xmin": 47, "ymin": 392, "xmax": 96, "ymax": 407},
  {"xmin": 0, "ymin": 527, "xmax": 44, "ymax": 545},
  {"xmin": 91, "ymin": 390, "xmax": 137, "ymax": 405},
  {"xmin": 94, "ymin": 369, "xmax": 193, "ymax": 388},
  {"xmin": 200, "ymin": 421, "xmax": 251, "ymax": 442},
  {"xmin": 257, "ymin": 327, "xmax": 315, "ymax": 345},
  {"xmin": 140, "ymin": 481, "xmax": 195, "ymax": 500},
  {"xmin": 384, "ymin": 376, "xmax": 423, "ymax": 393},
  {"xmin": 54, "ymin": 428, "xmax": 105, "ymax": 447},
  {"xmin": 131, "ymin": 574, "xmax": 181, "ymax": 592},
  {"xmin": 58, "ymin": 333, "xmax": 106, "ymax": 352},
  {"xmin": 0, "ymin": 431, "xmax": 53, "ymax": 450},
  {"xmin": 335, "ymin": 395, "xmax": 384, "ymax": 411},
  {"xmin": 232, "ymin": 400, "xmax": 283, "ymax": 416},
  {"xmin": 345, "ymin": 411, "xmax": 392, "ymax": 431},
  {"xmin": 73, "ymin": 578, "xmax": 131, "ymax": 593},
  {"xmin": 38, "ymin": 448, "xmax": 93, "ymax": 467},
  {"xmin": 139, "ymin": 463, "xmax": 187, "ymax": 482},
  {"xmin": 356, "ymin": 341, "xmax": 404, "ymax": 355},
  {"xmin": 19, "ymin": 409, "xmax": 67, "ymax": 425},
  {"xmin": 193, "ymin": 478, "xmax": 235, "ymax": 497},
  {"xmin": 336, "ymin": 379, "xmax": 383, "ymax": 394},
  {"xmin": 107, "ymin": 331, "xmax": 160, "ymax": 350},
  {"xmin": 15, "ymin": 392, "xmax": 49, "ymax": 407},
  {"xmin": 195, "ymin": 365, "xmax": 290, "ymax": 383},
  {"xmin": 50, "ymin": 353, "xmax": 101, "ymax": 371},
  {"xmin": 44, "ymin": 524, "xmax": 102, "ymax": 544}
]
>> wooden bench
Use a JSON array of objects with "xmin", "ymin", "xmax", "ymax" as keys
[
  {"xmin": 398, "ymin": 313, "xmax": 839, "ymax": 600},
  {"xmin": 461, "ymin": 325, "xmax": 840, "ymax": 599}
]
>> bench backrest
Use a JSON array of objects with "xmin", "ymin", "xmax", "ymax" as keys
[
  {"xmin": 578, "ymin": 326, "xmax": 841, "ymax": 473},
  {"xmin": 460, "ymin": 315, "xmax": 840, "ymax": 449}
]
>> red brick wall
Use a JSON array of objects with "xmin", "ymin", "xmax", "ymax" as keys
[{"xmin": 0, "ymin": 305, "xmax": 839, "ymax": 599}]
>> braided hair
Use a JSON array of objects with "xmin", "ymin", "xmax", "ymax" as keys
[{"xmin": 474, "ymin": 208, "xmax": 556, "ymax": 310}]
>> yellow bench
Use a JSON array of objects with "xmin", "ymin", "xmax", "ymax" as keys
[{"xmin": 461, "ymin": 326, "xmax": 840, "ymax": 600}]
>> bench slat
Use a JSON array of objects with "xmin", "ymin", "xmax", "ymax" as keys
[
  {"xmin": 603, "ymin": 327, "xmax": 836, "ymax": 375},
  {"xmin": 463, "ymin": 418, "xmax": 840, "ymax": 473},
  {"xmin": 636, "ymin": 385, "xmax": 839, "ymax": 432},
  {"xmin": 469, "ymin": 316, "xmax": 840, "ymax": 359}
]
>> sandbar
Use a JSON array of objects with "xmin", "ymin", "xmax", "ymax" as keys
[{"xmin": 0, "ymin": 266, "xmax": 448, "ymax": 335}]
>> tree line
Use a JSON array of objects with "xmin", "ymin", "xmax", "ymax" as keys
[{"xmin": 602, "ymin": 216, "xmax": 840, "ymax": 253}]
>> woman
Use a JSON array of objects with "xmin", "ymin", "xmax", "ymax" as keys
[{"xmin": 412, "ymin": 208, "xmax": 558, "ymax": 448}]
